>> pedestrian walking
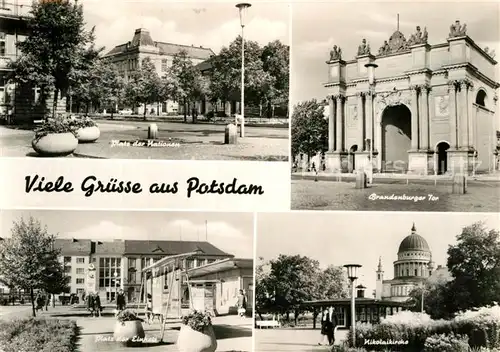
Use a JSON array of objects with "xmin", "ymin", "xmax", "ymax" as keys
[
  {"xmin": 236, "ymin": 289, "xmax": 247, "ymax": 317},
  {"xmin": 116, "ymin": 289, "xmax": 126, "ymax": 313}
]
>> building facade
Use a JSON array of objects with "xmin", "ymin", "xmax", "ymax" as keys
[
  {"xmin": 55, "ymin": 238, "xmax": 233, "ymax": 303},
  {"xmin": 325, "ymin": 20, "xmax": 499, "ymax": 174},
  {"xmin": 103, "ymin": 28, "xmax": 215, "ymax": 115}
]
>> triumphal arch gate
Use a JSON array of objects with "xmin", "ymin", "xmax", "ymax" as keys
[{"xmin": 324, "ymin": 21, "xmax": 499, "ymax": 175}]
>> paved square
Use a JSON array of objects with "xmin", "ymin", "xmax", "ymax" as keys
[
  {"xmin": 0, "ymin": 120, "xmax": 288, "ymax": 161},
  {"xmin": 0, "ymin": 304, "xmax": 252, "ymax": 352},
  {"xmin": 291, "ymin": 176, "xmax": 500, "ymax": 212},
  {"xmin": 255, "ymin": 328, "xmax": 347, "ymax": 352}
]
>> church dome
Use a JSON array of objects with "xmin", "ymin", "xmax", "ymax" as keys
[{"xmin": 398, "ymin": 224, "xmax": 430, "ymax": 253}]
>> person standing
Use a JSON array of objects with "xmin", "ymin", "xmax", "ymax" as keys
[
  {"xmin": 94, "ymin": 293, "xmax": 102, "ymax": 318},
  {"xmin": 328, "ymin": 306, "xmax": 338, "ymax": 346},
  {"xmin": 236, "ymin": 289, "xmax": 247, "ymax": 317},
  {"xmin": 116, "ymin": 289, "xmax": 126, "ymax": 312}
]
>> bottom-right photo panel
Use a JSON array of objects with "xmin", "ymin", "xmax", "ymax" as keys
[{"xmin": 254, "ymin": 212, "xmax": 500, "ymax": 352}]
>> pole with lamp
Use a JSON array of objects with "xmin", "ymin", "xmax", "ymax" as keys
[
  {"xmin": 236, "ymin": 3, "xmax": 251, "ymax": 138},
  {"xmin": 364, "ymin": 63, "xmax": 378, "ymax": 184},
  {"xmin": 344, "ymin": 264, "xmax": 362, "ymax": 347}
]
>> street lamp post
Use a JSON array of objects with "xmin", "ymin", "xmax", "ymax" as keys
[
  {"xmin": 236, "ymin": 2, "xmax": 251, "ymax": 138},
  {"xmin": 364, "ymin": 63, "xmax": 378, "ymax": 184},
  {"xmin": 344, "ymin": 264, "xmax": 362, "ymax": 347}
]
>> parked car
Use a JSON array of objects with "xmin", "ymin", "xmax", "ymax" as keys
[{"xmin": 118, "ymin": 108, "xmax": 133, "ymax": 115}]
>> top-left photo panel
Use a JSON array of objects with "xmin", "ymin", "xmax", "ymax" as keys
[{"xmin": 0, "ymin": 0, "xmax": 290, "ymax": 161}]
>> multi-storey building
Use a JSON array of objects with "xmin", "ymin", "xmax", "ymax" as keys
[
  {"xmin": 103, "ymin": 28, "xmax": 215, "ymax": 115},
  {"xmin": 0, "ymin": 0, "xmax": 30, "ymax": 122}
]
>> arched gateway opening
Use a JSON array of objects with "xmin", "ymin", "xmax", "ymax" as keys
[
  {"xmin": 381, "ymin": 104, "xmax": 412, "ymax": 172},
  {"xmin": 436, "ymin": 141, "xmax": 450, "ymax": 175}
]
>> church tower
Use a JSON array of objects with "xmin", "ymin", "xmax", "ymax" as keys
[{"xmin": 375, "ymin": 256, "xmax": 384, "ymax": 299}]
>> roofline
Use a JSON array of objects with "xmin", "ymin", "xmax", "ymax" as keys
[
  {"xmin": 141, "ymin": 251, "xmax": 200, "ymax": 272},
  {"xmin": 302, "ymin": 298, "xmax": 411, "ymax": 307}
]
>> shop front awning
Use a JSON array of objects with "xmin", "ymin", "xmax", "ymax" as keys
[{"xmin": 187, "ymin": 258, "xmax": 253, "ymax": 278}]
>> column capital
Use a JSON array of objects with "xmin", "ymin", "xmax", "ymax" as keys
[
  {"xmin": 332, "ymin": 94, "xmax": 346, "ymax": 101},
  {"xmin": 409, "ymin": 84, "xmax": 421, "ymax": 93},
  {"xmin": 355, "ymin": 91, "xmax": 367, "ymax": 97},
  {"xmin": 447, "ymin": 80, "xmax": 460, "ymax": 92},
  {"xmin": 458, "ymin": 78, "xmax": 473, "ymax": 90}
]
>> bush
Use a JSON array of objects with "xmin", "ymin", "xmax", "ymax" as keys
[
  {"xmin": 424, "ymin": 333, "xmax": 469, "ymax": 352},
  {"xmin": 34, "ymin": 114, "xmax": 78, "ymax": 141},
  {"xmin": 70, "ymin": 116, "xmax": 97, "ymax": 129},
  {"xmin": 0, "ymin": 318, "xmax": 79, "ymax": 352},
  {"xmin": 353, "ymin": 304, "xmax": 500, "ymax": 351},
  {"xmin": 116, "ymin": 309, "xmax": 144, "ymax": 325}
]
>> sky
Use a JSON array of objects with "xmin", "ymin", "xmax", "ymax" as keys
[
  {"xmin": 257, "ymin": 211, "xmax": 500, "ymax": 296},
  {"xmin": 76, "ymin": 0, "xmax": 289, "ymax": 55},
  {"xmin": 0, "ymin": 210, "xmax": 254, "ymax": 258},
  {"xmin": 291, "ymin": 1, "xmax": 500, "ymax": 104}
]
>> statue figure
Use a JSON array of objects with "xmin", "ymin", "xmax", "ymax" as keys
[
  {"xmin": 357, "ymin": 38, "xmax": 371, "ymax": 56},
  {"xmin": 378, "ymin": 40, "xmax": 390, "ymax": 55},
  {"xmin": 490, "ymin": 50, "xmax": 496, "ymax": 59},
  {"xmin": 484, "ymin": 46, "xmax": 490, "ymax": 54},
  {"xmin": 408, "ymin": 26, "xmax": 428, "ymax": 46},
  {"xmin": 329, "ymin": 45, "xmax": 342, "ymax": 61},
  {"xmin": 449, "ymin": 20, "xmax": 467, "ymax": 37},
  {"xmin": 422, "ymin": 27, "xmax": 428, "ymax": 42}
]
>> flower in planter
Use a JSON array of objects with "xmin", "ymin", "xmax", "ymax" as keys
[
  {"xmin": 116, "ymin": 309, "xmax": 144, "ymax": 326},
  {"xmin": 33, "ymin": 114, "xmax": 78, "ymax": 142},
  {"xmin": 70, "ymin": 116, "xmax": 98, "ymax": 129},
  {"xmin": 181, "ymin": 310, "xmax": 213, "ymax": 332}
]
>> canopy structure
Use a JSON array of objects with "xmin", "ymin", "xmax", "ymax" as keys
[{"xmin": 136, "ymin": 250, "xmax": 202, "ymax": 341}]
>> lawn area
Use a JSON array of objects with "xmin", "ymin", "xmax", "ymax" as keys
[{"xmin": 291, "ymin": 179, "xmax": 500, "ymax": 212}]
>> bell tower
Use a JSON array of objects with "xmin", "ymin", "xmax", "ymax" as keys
[{"xmin": 375, "ymin": 256, "xmax": 384, "ymax": 299}]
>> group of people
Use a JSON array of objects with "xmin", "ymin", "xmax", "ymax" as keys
[
  {"xmin": 237, "ymin": 289, "xmax": 247, "ymax": 317},
  {"xmin": 86, "ymin": 292, "xmax": 103, "ymax": 317},
  {"xmin": 319, "ymin": 306, "xmax": 338, "ymax": 346}
]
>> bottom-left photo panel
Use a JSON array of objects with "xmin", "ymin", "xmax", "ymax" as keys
[{"xmin": 0, "ymin": 210, "xmax": 254, "ymax": 352}]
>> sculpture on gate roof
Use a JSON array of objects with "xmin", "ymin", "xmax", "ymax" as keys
[
  {"xmin": 378, "ymin": 29, "xmax": 409, "ymax": 56},
  {"xmin": 449, "ymin": 20, "xmax": 467, "ymax": 38},
  {"xmin": 357, "ymin": 38, "xmax": 371, "ymax": 56},
  {"xmin": 329, "ymin": 45, "xmax": 342, "ymax": 61},
  {"xmin": 407, "ymin": 26, "xmax": 428, "ymax": 46}
]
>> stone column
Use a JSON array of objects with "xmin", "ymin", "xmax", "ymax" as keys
[
  {"xmin": 357, "ymin": 92, "xmax": 365, "ymax": 146},
  {"xmin": 468, "ymin": 84, "xmax": 475, "ymax": 148},
  {"xmin": 365, "ymin": 92, "xmax": 373, "ymax": 151},
  {"xmin": 328, "ymin": 96, "xmax": 335, "ymax": 151},
  {"xmin": 410, "ymin": 86, "xmax": 419, "ymax": 150},
  {"xmin": 448, "ymin": 81, "xmax": 457, "ymax": 149},
  {"xmin": 459, "ymin": 80, "xmax": 469, "ymax": 149},
  {"xmin": 419, "ymin": 85, "xmax": 430, "ymax": 150},
  {"xmin": 335, "ymin": 95, "xmax": 343, "ymax": 151}
]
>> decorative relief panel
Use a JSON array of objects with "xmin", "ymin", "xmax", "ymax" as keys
[
  {"xmin": 375, "ymin": 90, "xmax": 412, "ymax": 117},
  {"xmin": 434, "ymin": 95, "xmax": 449, "ymax": 118},
  {"xmin": 347, "ymin": 105, "xmax": 358, "ymax": 129}
]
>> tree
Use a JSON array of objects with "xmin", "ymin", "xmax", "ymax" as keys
[
  {"xmin": 260, "ymin": 254, "xmax": 322, "ymax": 322},
  {"xmin": 124, "ymin": 57, "xmax": 162, "ymax": 120},
  {"xmin": 0, "ymin": 217, "xmax": 68, "ymax": 317},
  {"xmin": 208, "ymin": 36, "xmax": 275, "ymax": 116},
  {"xmin": 255, "ymin": 257, "xmax": 272, "ymax": 320},
  {"xmin": 446, "ymin": 222, "xmax": 500, "ymax": 312},
  {"xmin": 291, "ymin": 99, "xmax": 328, "ymax": 163},
  {"xmin": 316, "ymin": 265, "xmax": 350, "ymax": 300},
  {"xmin": 168, "ymin": 50, "xmax": 208, "ymax": 123},
  {"xmin": 261, "ymin": 40, "xmax": 289, "ymax": 118},
  {"xmin": 11, "ymin": 0, "xmax": 96, "ymax": 119}
]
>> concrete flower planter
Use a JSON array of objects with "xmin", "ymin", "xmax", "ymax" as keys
[
  {"xmin": 113, "ymin": 320, "xmax": 145, "ymax": 346},
  {"xmin": 76, "ymin": 126, "xmax": 100, "ymax": 143},
  {"xmin": 32, "ymin": 132, "xmax": 78, "ymax": 157},
  {"xmin": 177, "ymin": 325, "xmax": 217, "ymax": 352}
]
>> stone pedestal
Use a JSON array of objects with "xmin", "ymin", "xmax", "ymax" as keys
[
  {"xmin": 148, "ymin": 124, "xmax": 158, "ymax": 139},
  {"xmin": 355, "ymin": 172, "xmax": 367, "ymax": 189},
  {"xmin": 448, "ymin": 149, "xmax": 474, "ymax": 175},
  {"xmin": 452, "ymin": 174, "xmax": 466, "ymax": 194},
  {"xmin": 355, "ymin": 151, "xmax": 370, "ymax": 173},
  {"xmin": 325, "ymin": 151, "xmax": 348, "ymax": 173},
  {"xmin": 224, "ymin": 123, "xmax": 237, "ymax": 144},
  {"xmin": 408, "ymin": 150, "xmax": 434, "ymax": 175}
]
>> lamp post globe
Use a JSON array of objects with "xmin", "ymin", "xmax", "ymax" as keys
[
  {"xmin": 344, "ymin": 264, "xmax": 362, "ymax": 347},
  {"xmin": 235, "ymin": 3, "xmax": 252, "ymax": 138}
]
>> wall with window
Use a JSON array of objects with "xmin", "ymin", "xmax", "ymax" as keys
[{"xmin": 97, "ymin": 257, "xmax": 122, "ymax": 302}]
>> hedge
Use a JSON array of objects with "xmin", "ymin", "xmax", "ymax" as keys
[{"xmin": 0, "ymin": 318, "xmax": 79, "ymax": 352}]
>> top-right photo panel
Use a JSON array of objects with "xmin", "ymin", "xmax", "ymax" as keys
[{"xmin": 291, "ymin": 2, "xmax": 500, "ymax": 212}]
